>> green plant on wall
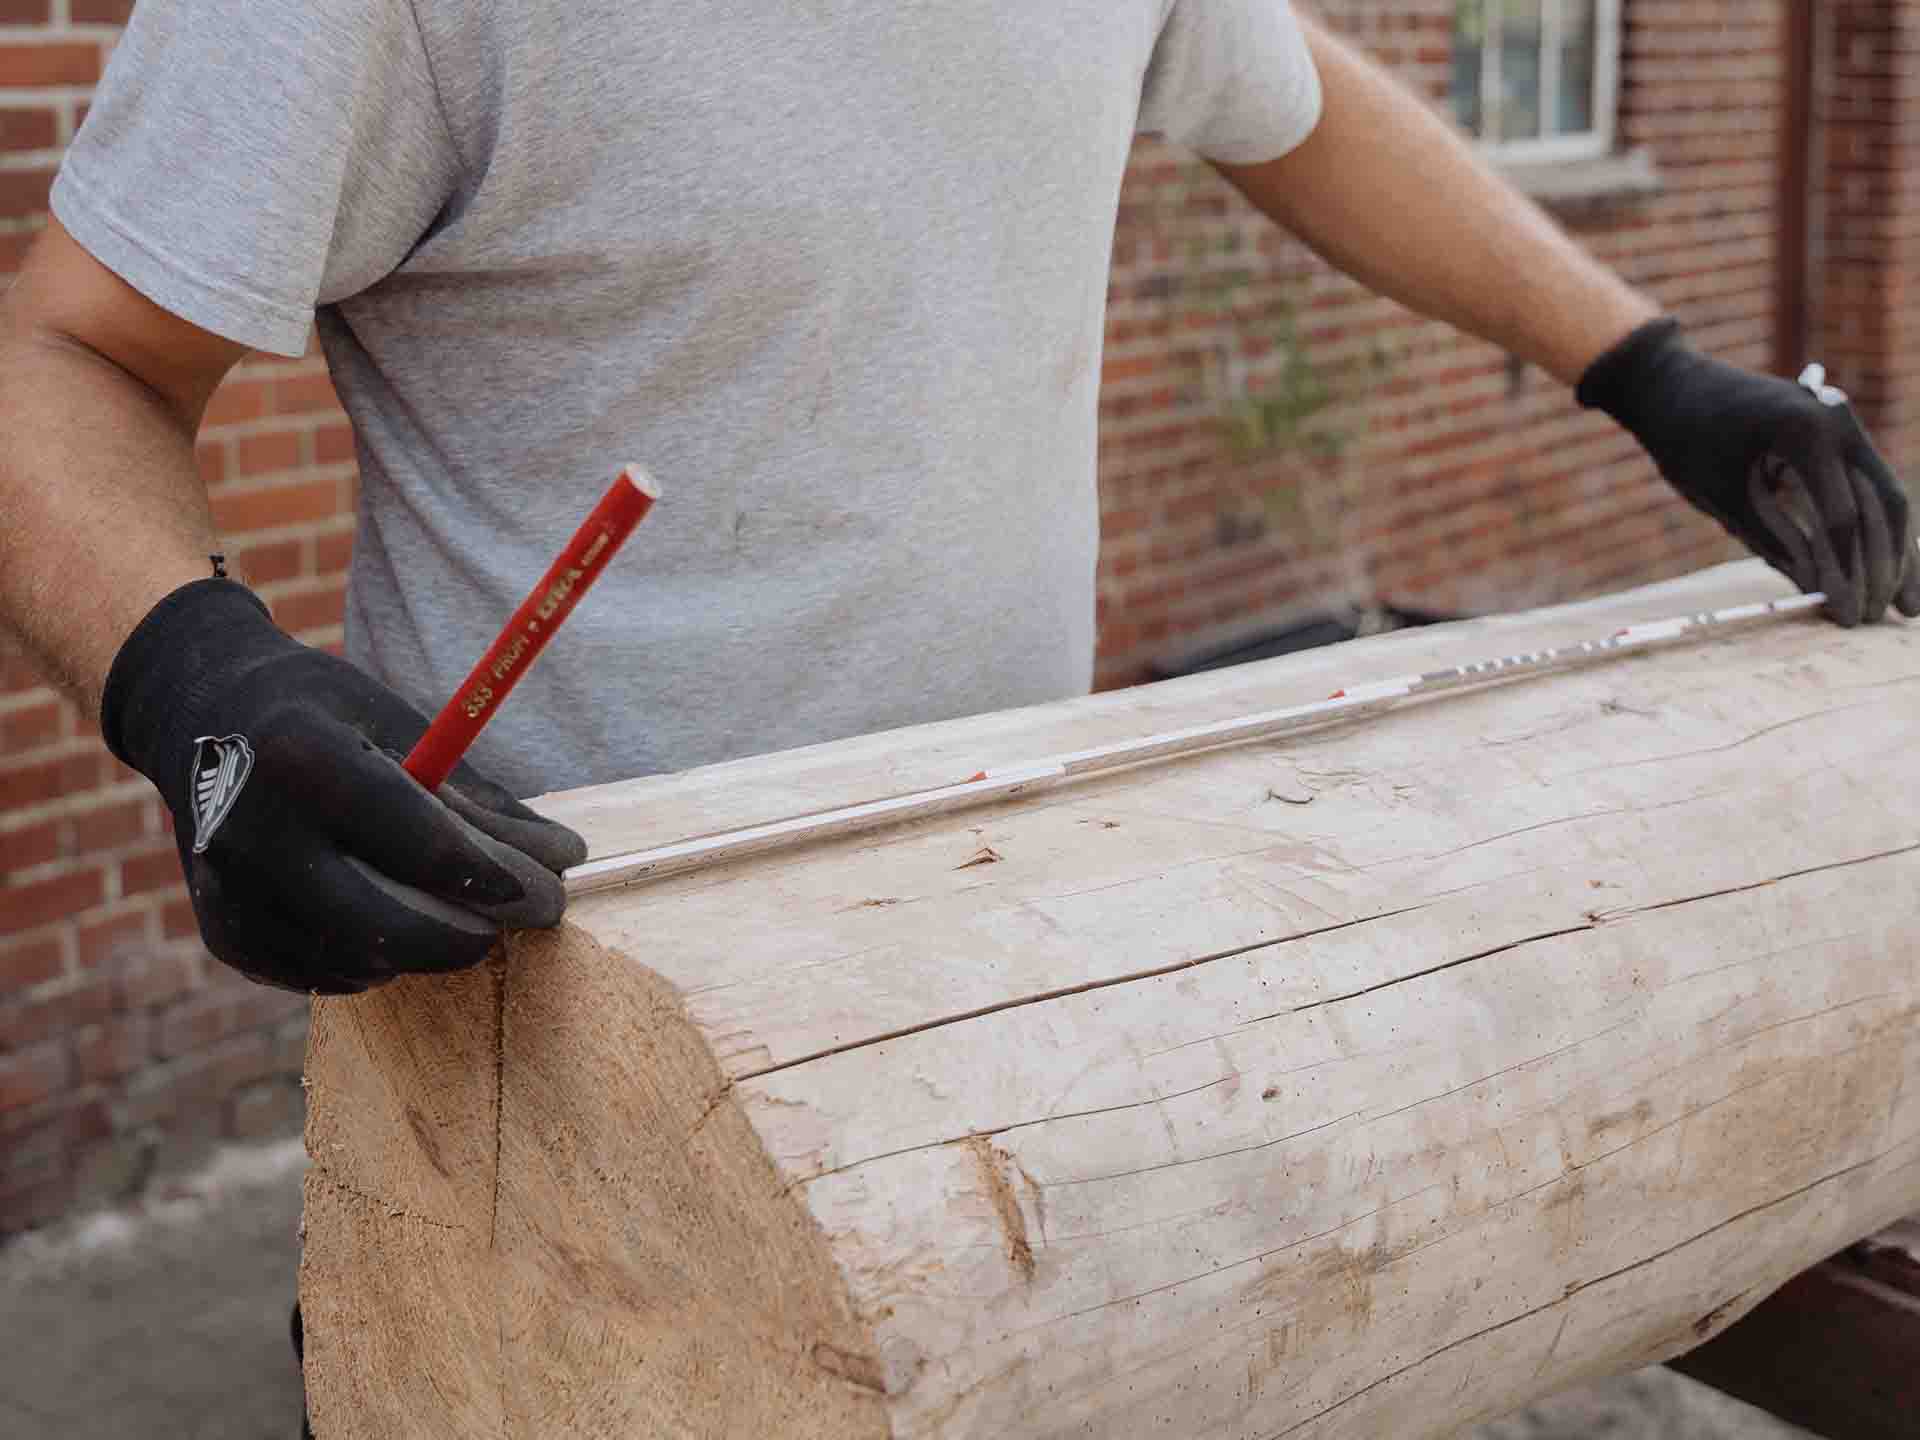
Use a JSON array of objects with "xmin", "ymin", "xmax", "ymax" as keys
[
  {"xmin": 1147, "ymin": 164, "xmax": 1397, "ymax": 604},
  {"xmin": 1168, "ymin": 204, "xmax": 1393, "ymax": 467}
]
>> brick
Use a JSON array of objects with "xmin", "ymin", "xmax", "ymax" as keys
[
  {"xmin": 0, "ymin": 1041, "xmax": 66, "ymax": 1115},
  {"xmin": 235, "ymin": 539, "xmax": 302, "ymax": 586},
  {"xmin": 227, "ymin": 1075, "xmax": 303, "ymax": 1140},
  {"xmin": 0, "ymin": 44, "xmax": 97, "ymax": 87},
  {"xmin": 195, "ymin": 440, "xmax": 228, "ymax": 487},
  {"xmin": 314, "ymin": 528, "xmax": 355, "ymax": 576},
  {"xmin": 273, "ymin": 584, "xmax": 346, "ymax": 634},
  {"xmin": 272, "ymin": 372, "xmax": 341, "ymax": 415},
  {"xmin": 1, "ymin": 816, "xmax": 59, "ymax": 868},
  {"xmin": 70, "ymin": 797, "xmax": 149, "ymax": 854},
  {"xmin": 199, "ymin": 378, "xmax": 270, "ymax": 429},
  {"xmin": 155, "ymin": 994, "xmax": 238, "ymax": 1059},
  {"xmin": 0, "ymin": 932, "xmax": 64, "ymax": 988},
  {"xmin": 118, "ymin": 844, "xmax": 183, "ymax": 898},
  {"xmin": 209, "ymin": 478, "xmax": 339, "ymax": 534},
  {"xmin": 0, "ymin": 164, "xmax": 51, "ymax": 220},
  {"xmin": 0, "ymin": 103, "xmax": 52, "ymax": 151},
  {"xmin": 314, "ymin": 422, "xmax": 357, "ymax": 465},
  {"xmin": 158, "ymin": 896, "xmax": 197, "ymax": 941},
  {"xmin": 235, "ymin": 428, "xmax": 303, "ymax": 477},
  {"xmin": 112, "ymin": 948, "xmax": 197, "ymax": 1010},
  {"xmin": 0, "ymin": 974, "xmax": 115, "ymax": 1048},
  {"xmin": 76, "ymin": 906, "xmax": 150, "ymax": 968},
  {"xmin": 0, "ymin": 747, "xmax": 101, "ymax": 809},
  {"xmin": 70, "ymin": 0, "xmax": 134, "ymax": 21},
  {"xmin": 116, "ymin": 1032, "xmax": 273, "ymax": 1128},
  {"xmin": 0, "ymin": 865, "xmax": 103, "ymax": 936},
  {"xmin": 1, "ymin": 698, "xmax": 64, "ymax": 750},
  {"xmin": 0, "ymin": 1, "xmax": 51, "ymax": 26},
  {"xmin": 74, "ymin": 1013, "xmax": 149, "ymax": 1083},
  {"xmin": 0, "ymin": 226, "xmax": 32, "ymax": 275}
]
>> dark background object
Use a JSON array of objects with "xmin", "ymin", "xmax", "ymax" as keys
[{"xmin": 1149, "ymin": 605, "xmax": 1459, "ymax": 681}]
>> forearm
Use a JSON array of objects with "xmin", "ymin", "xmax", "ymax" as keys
[
  {"xmin": 1213, "ymin": 13, "xmax": 1658, "ymax": 385},
  {"xmin": 0, "ymin": 323, "xmax": 217, "ymax": 714}
]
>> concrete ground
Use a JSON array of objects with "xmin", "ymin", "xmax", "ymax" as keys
[{"xmin": 0, "ymin": 1140, "xmax": 1813, "ymax": 1440}]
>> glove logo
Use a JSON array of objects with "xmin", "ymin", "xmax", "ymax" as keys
[{"xmin": 188, "ymin": 735, "xmax": 254, "ymax": 855}]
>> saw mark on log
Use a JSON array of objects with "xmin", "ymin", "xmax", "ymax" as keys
[
  {"xmin": 1259, "ymin": 1136, "xmax": 1920, "ymax": 1439},
  {"xmin": 966, "ymin": 1137, "xmax": 1036, "ymax": 1282}
]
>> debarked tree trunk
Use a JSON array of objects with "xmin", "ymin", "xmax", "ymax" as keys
[{"xmin": 300, "ymin": 561, "xmax": 1920, "ymax": 1439}]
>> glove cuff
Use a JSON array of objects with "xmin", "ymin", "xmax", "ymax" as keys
[
  {"xmin": 1574, "ymin": 316, "xmax": 1685, "ymax": 419},
  {"xmin": 100, "ymin": 579, "xmax": 280, "ymax": 788}
]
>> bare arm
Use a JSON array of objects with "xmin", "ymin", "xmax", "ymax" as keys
[
  {"xmin": 1212, "ymin": 13, "xmax": 1658, "ymax": 385},
  {"xmin": 0, "ymin": 218, "xmax": 249, "ymax": 712}
]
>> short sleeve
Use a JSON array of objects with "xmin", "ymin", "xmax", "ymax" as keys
[
  {"xmin": 1138, "ymin": 0, "xmax": 1324, "ymax": 164},
  {"xmin": 50, "ymin": 0, "xmax": 462, "ymax": 357}
]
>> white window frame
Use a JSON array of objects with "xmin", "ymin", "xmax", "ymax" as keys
[{"xmin": 1460, "ymin": 0, "xmax": 1622, "ymax": 164}]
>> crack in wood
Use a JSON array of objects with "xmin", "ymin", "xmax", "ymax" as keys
[
  {"xmin": 732, "ymin": 901, "xmax": 1433, "ymax": 1084},
  {"xmin": 1563, "ymin": 698, "xmax": 1887, "ymax": 778},
  {"xmin": 487, "ymin": 952, "xmax": 507, "ymax": 1253},
  {"xmin": 1588, "ymin": 841, "xmax": 1920, "ymax": 924},
  {"xmin": 687, "ymin": 1082, "xmax": 735, "ymax": 1140},
  {"xmin": 314, "ymin": 1173, "xmax": 466, "ymax": 1235}
]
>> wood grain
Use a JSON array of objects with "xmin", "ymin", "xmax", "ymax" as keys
[{"xmin": 302, "ymin": 562, "xmax": 1920, "ymax": 1438}]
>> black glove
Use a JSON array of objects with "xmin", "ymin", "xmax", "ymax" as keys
[
  {"xmin": 1578, "ymin": 317, "xmax": 1920, "ymax": 626},
  {"xmin": 101, "ymin": 579, "xmax": 588, "ymax": 994}
]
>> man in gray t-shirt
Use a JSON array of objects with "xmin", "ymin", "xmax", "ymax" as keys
[
  {"xmin": 6, "ymin": 5, "xmax": 1916, "ymax": 1432},
  {"xmin": 52, "ymin": 0, "xmax": 1327, "ymax": 799}
]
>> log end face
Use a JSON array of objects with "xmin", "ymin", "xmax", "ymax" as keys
[{"xmin": 485, "ymin": 924, "xmax": 891, "ymax": 1437}]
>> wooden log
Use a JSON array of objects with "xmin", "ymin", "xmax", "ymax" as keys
[
  {"xmin": 1668, "ymin": 1220, "xmax": 1920, "ymax": 1438},
  {"xmin": 300, "ymin": 561, "xmax": 1920, "ymax": 1439}
]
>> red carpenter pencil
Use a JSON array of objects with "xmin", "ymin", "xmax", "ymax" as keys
[{"xmin": 402, "ymin": 464, "xmax": 660, "ymax": 791}]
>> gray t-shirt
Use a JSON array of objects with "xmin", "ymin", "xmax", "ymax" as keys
[{"xmin": 54, "ymin": 0, "xmax": 1321, "ymax": 797}]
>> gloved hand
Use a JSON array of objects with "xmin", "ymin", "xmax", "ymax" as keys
[
  {"xmin": 101, "ymin": 579, "xmax": 587, "ymax": 994},
  {"xmin": 1578, "ymin": 317, "xmax": 1920, "ymax": 626}
]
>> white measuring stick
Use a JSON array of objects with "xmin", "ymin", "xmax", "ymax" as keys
[{"xmin": 564, "ymin": 590, "xmax": 1828, "ymax": 896}]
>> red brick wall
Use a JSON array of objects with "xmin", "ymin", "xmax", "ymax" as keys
[
  {"xmin": 0, "ymin": 1, "xmax": 1895, "ymax": 1233},
  {"xmin": 1817, "ymin": 2, "xmax": 1920, "ymax": 463},
  {"xmin": 1095, "ymin": 0, "xmax": 1794, "ymax": 687}
]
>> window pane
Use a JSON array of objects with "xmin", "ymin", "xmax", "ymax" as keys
[
  {"xmin": 1558, "ymin": 0, "xmax": 1597, "ymax": 134},
  {"xmin": 1498, "ymin": 0, "xmax": 1543, "ymax": 141},
  {"xmin": 1452, "ymin": 0, "xmax": 1485, "ymax": 133}
]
